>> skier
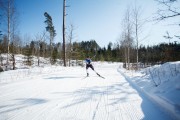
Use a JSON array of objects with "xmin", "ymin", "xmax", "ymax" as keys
[
  {"xmin": 85, "ymin": 56, "xmax": 94, "ymax": 77},
  {"xmin": 85, "ymin": 56, "xmax": 105, "ymax": 79}
]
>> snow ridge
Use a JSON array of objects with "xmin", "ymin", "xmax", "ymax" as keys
[{"xmin": 118, "ymin": 61, "xmax": 180, "ymax": 120}]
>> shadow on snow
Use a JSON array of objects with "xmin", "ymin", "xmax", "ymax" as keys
[
  {"xmin": 44, "ymin": 76, "xmax": 80, "ymax": 80},
  {"xmin": 118, "ymin": 70, "xmax": 173, "ymax": 120},
  {"xmin": 0, "ymin": 98, "xmax": 48, "ymax": 114}
]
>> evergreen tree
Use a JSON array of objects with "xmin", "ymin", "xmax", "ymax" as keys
[
  {"xmin": 23, "ymin": 45, "xmax": 33, "ymax": 66},
  {"xmin": 44, "ymin": 12, "xmax": 56, "ymax": 63},
  {"xmin": 51, "ymin": 47, "xmax": 58, "ymax": 64}
]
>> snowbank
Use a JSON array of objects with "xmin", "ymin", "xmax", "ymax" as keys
[{"xmin": 118, "ymin": 61, "xmax": 180, "ymax": 120}]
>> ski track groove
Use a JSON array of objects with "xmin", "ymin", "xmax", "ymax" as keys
[
  {"xmin": 82, "ymin": 77, "xmax": 100, "ymax": 120},
  {"xmin": 85, "ymin": 79, "xmax": 94, "ymax": 120},
  {"xmin": 93, "ymin": 94, "xmax": 102, "ymax": 120},
  {"xmin": 131, "ymin": 101, "xmax": 144, "ymax": 120},
  {"xmin": 96, "ymin": 77, "xmax": 105, "ymax": 120},
  {"xmin": 58, "ymin": 77, "xmax": 89, "ymax": 120},
  {"xmin": 102, "ymin": 81, "xmax": 108, "ymax": 120},
  {"xmin": 106, "ymin": 81, "xmax": 110, "ymax": 120},
  {"xmin": 27, "ymin": 104, "xmax": 50, "ymax": 120},
  {"xmin": 112, "ymin": 96, "xmax": 121, "ymax": 120},
  {"xmin": 74, "ymin": 78, "xmax": 89, "ymax": 119},
  {"xmin": 115, "ymin": 97, "xmax": 123, "ymax": 120},
  {"xmin": 89, "ymin": 86, "xmax": 93, "ymax": 120}
]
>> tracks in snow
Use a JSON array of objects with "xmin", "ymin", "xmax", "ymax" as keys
[{"xmin": 0, "ymin": 66, "xmax": 173, "ymax": 120}]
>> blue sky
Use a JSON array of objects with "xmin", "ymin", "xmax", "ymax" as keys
[{"xmin": 15, "ymin": 0, "xmax": 180, "ymax": 48}]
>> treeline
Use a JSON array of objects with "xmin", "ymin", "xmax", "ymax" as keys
[
  {"xmin": 0, "ymin": 37, "xmax": 179, "ymax": 66},
  {"xmin": 138, "ymin": 43, "xmax": 180, "ymax": 64}
]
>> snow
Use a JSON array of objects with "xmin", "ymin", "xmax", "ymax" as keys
[
  {"xmin": 118, "ymin": 61, "xmax": 180, "ymax": 120},
  {"xmin": 0, "ymin": 55, "xmax": 179, "ymax": 120}
]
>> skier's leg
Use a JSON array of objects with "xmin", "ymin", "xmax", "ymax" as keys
[
  {"xmin": 86, "ymin": 69, "xmax": 89, "ymax": 76},
  {"xmin": 90, "ymin": 64, "xmax": 94, "ymax": 71},
  {"xmin": 90, "ymin": 65, "xmax": 101, "ymax": 76},
  {"xmin": 86, "ymin": 65, "xmax": 89, "ymax": 76}
]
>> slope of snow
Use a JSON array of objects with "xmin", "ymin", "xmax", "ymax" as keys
[
  {"xmin": 0, "ymin": 54, "xmax": 177, "ymax": 120},
  {"xmin": 118, "ymin": 61, "xmax": 180, "ymax": 120}
]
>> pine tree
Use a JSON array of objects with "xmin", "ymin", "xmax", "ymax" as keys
[
  {"xmin": 44, "ymin": 12, "xmax": 56, "ymax": 63},
  {"xmin": 23, "ymin": 45, "xmax": 33, "ymax": 66}
]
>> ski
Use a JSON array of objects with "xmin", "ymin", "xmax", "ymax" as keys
[
  {"xmin": 96, "ymin": 73, "xmax": 105, "ymax": 79},
  {"xmin": 82, "ymin": 72, "xmax": 105, "ymax": 79},
  {"xmin": 82, "ymin": 74, "xmax": 105, "ymax": 79},
  {"xmin": 81, "ymin": 76, "xmax": 88, "ymax": 80}
]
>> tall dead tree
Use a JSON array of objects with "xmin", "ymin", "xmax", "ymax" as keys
[
  {"xmin": 62, "ymin": 0, "xmax": 66, "ymax": 66},
  {"xmin": 7, "ymin": 0, "xmax": 10, "ymax": 65}
]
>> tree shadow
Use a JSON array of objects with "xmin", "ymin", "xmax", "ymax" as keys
[
  {"xmin": 44, "ymin": 76, "xmax": 80, "ymax": 80},
  {"xmin": 0, "ymin": 98, "xmax": 48, "ymax": 114},
  {"xmin": 57, "ymin": 81, "xmax": 138, "ymax": 109}
]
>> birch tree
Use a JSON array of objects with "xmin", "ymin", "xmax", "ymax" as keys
[
  {"xmin": 0, "ymin": 0, "xmax": 18, "ymax": 69},
  {"xmin": 121, "ymin": 8, "xmax": 134, "ymax": 70},
  {"xmin": 132, "ymin": 5, "xmax": 146, "ymax": 70}
]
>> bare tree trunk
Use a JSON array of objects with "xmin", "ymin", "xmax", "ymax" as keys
[
  {"xmin": 136, "ymin": 40, "xmax": 139, "ymax": 69},
  {"xmin": 12, "ymin": 19, "xmax": 16, "ymax": 70},
  {"xmin": 7, "ymin": 0, "xmax": 11, "ymax": 65},
  {"xmin": 134, "ymin": 7, "xmax": 139, "ymax": 70},
  {"xmin": 127, "ymin": 45, "xmax": 130, "ymax": 70},
  {"xmin": 136, "ymin": 22, "xmax": 139, "ymax": 70},
  {"xmin": 62, "ymin": 0, "xmax": 66, "ymax": 66},
  {"xmin": 12, "ymin": 54, "xmax": 15, "ymax": 70},
  {"xmin": 68, "ymin": 44, "xmax": 71, "ymax": 67},
  {"xmin": 126, "ymin": 8, "xmax": 132, "ymax": 70},
  {"xmin": 50, "ymin": 35, "xmax": 52, "ymax": 63},
  {"xmin": 125, "ymin": 46, "xmax": 127, "ymax": 68},
  {"xmin": 132, "ymin": 5, "xmax": 145, "ymax": 70}
]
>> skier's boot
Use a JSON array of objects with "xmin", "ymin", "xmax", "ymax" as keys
[{"xmin": 87, "ymin": 73, "xmax": 89, "ymax": 77}]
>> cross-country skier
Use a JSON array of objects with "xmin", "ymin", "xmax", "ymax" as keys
[
  {"xmin": 85, "ymin": 56, "xmax": 94, "ymax": 77},
  {"xmin": 85, "ymin": 55, "xmax": 105, "ymax": 79}
]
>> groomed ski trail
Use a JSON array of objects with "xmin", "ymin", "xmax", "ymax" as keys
[{"xmin": 0, "ymin": 64, "xmax": 173, "ymax": 120}]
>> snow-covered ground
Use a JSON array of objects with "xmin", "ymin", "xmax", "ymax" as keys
[
  {"xmin": 0, "ymin": 55, "xmax": 179, "ymax": 120},
  {"xmin": 119, "ymin": 61, "xmax": 180, "ymax": 120}
]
